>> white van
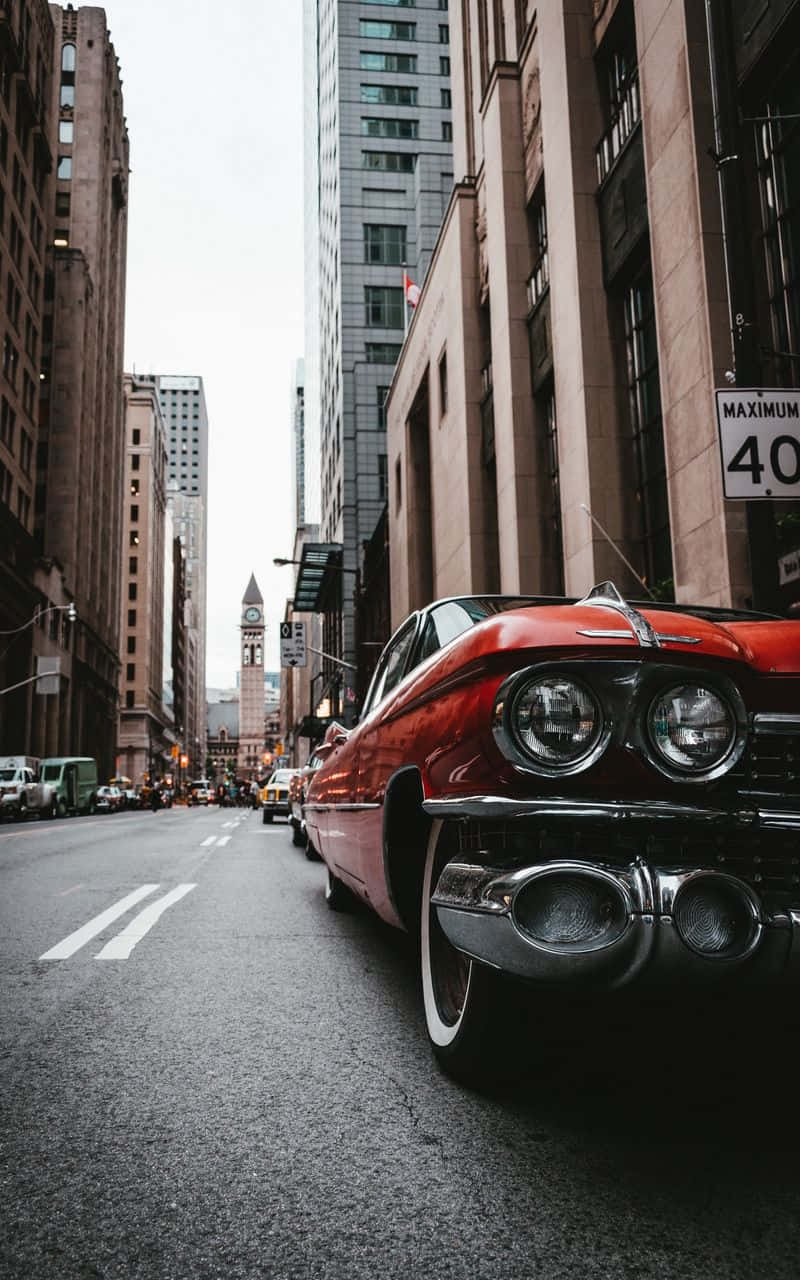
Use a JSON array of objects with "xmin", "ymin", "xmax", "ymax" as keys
[{"xmin": 39, "ymin": 757, "xmax": 99, "ymax": 816}]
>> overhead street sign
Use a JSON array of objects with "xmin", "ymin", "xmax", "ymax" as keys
[
  {"xmin": 716, "ymin": 389, "xmax": 800, "ymax": 499},
  {"xmin": 279, "ymin": 620, "xmax": 307, "ymax": 668}
]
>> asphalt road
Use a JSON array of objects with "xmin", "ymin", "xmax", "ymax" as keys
[{"xmin": 1, "ymin": 805, "xmax": 799, "ymax": 1279}]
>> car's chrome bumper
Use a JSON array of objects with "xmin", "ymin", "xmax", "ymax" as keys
[{"xmin": 423, "ymin": 796, "xmax": 800, "ymax": 986}]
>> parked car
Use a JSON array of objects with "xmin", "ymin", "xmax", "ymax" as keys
[
  {"xmin": 0, "ymin": 756, "xmax": 57, "ymax": 820},
  {"xmin": 38, "ymin": 757, "xmax": 98, "ymax": 817},
  {"xmin": 288, "ymin": 756, "xmax": 324, "ymax": 851},
  {"xmin": 188, "ymin": 779, "xmax": 212, "ymax": 805},
  {"xmin": 305, "ymin": 583, "xmax": 800, "ymax": 1084},
  {"xmin": 95, "ymin": 785, "xmax": 124, "ymax": 812},
  {"xmin": 261, "ymin": 769, "xmax": 298, "ymax": 824}
]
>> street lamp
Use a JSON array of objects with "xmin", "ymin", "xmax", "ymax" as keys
[
  {"xmin": 273, "ymin": 556, "xmax": 359, "ymax": 576},
  {"xmin": 0, "ymin": 603, "xmax": 77, "ymax": 697}
]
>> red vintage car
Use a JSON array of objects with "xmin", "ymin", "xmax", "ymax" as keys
[{"xmin": 305, "ymin": 582, "xmax": 800, "ymax": 1083}]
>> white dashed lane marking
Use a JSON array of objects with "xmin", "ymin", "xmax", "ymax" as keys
[
  {"xmin": 95, "ymin": 885, "xmax": 196, "ymax": 960},
  {"xmin": 39, "ymin": 885, "xmax": 160, "ymax": 960},
  {"xmin": 217, "ymin": 836, "xmax": 231, "ymax": 847},
  {"xmin": 200, "ymin": 836, "xmax": 217, "ymax": 846},
  {"xmin": 40, "ymin": 884, "xmax": 197, "ymax": 961}
]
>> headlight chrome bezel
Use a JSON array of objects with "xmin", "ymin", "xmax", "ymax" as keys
[
  {"xmin": 644, "ymin": 681, "xmax": 747, "ymax": 782},
  {"xmin": 493, "ymin": 668, "xmax": 611, "ymax": 777},
  {"xmin": 492, "ymin": 661, "xmax": 748, "ymax": 784}
]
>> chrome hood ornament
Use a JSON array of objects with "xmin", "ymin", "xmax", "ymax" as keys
[{"xmin": 575, "ymin": 581, "xmax": 701, "ymax": 648}]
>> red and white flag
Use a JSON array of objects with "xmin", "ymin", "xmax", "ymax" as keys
[{"xmin": 403, "ymin": 271, "xmax": 420, "ymax": 309}]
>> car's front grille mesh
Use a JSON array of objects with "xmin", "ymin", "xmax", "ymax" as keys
[
  {"xmin": 456, "ymin": 820, "xmax": 800, "ymax": 909},
  {"xmin": 730, "ymin": 723, "xmax": 800, "ymax": 807}
]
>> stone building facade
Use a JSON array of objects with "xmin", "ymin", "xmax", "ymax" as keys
[
  {"xmin": 117, "ymin": 375, "xmax": 172, "ymax": 784},
  {"xmin": 386, "ymin": 0, "xmax": 800, "ymax": 625}
]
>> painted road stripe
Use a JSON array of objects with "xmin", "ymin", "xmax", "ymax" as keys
[
  {"xmin": 95, "ymin": 885, "xmax": 197, "ymax": 960},
  {"xmin": 222, "ymin": 821, "xmax": 235, "ymax": 828},
  {"xmin": 40, "ymin": 885, "xmax": 160, "ymax": 960},
  {"xmin": 200, "ymin": 836, "xmax": 217, "ymax": 846},
  {"xmin": 217, "ymin": 835, "xmax": 231, "ymax": 847}
]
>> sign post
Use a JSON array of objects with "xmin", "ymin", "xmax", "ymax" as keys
[{"xmin": 279, "ymin": 621, "xmax": 307, "ymax": 668}]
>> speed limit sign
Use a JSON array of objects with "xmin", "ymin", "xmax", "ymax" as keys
[{"xmin": 716, "ymin": 389, "xmax": 800, "ymax": 499}]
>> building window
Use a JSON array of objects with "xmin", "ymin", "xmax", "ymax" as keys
[
  {"xmin": 2, "ymin": 334, "xmax": 18, "ymax": 386},
  {"xmin": 527, "ymin": 195, "xmax": 549, "ymax": 310},
  {"xmin": 129, "ymin": 556, "xmax": 137, "ymax": 574},
  {"xmin": 439, "ymin": 24, "xmax": 449, "ymax": 42},
  {"xmin": 359, "ymin": 21, "xmax": 416, "ymax": 40},
  {"xmin": 130, "ymin": 479, "xmax": 139, "ymax": 494},
  {"xmin": 376, "ymin": 385, "xmax": 390, "ymax": 429},
  {"xmin": 59, "ymin": 120, "xmax": 73, "ymax": 143},
  {"xmin": 126, "ymin": 663, "xmax": 135, "ymax": 682},
  {"xmin": 125, "ymin": 690, "xmax": 135, "ymax": 708},
  {"xmin": 365, "ymin": 285, "xmax": 404, "ymax": 329},
  {"xmin": 130, "ymin": 530, "xmax": 139, "ymax": 547},
  {"xmin": 57, "ymin": 156, "xmax": 72, "ymax": 180},
  {"xmin": 596, "ymin": 47, "xmax": 640, "ymax": 184},
  {"xmin": 441, "ymin": 120, "xmax": 452, "ymax": 142},
  {"xmin": 127, "ymin": 609, "xmax": 136, "ymax": 627},
  {"xmin": 438, "ymin": 350, "xmax": 448, "ymax": 417},
  {"xmin": 61, "ymin": 43, "xmax": 76, "ymax": 73},
  {"xmin": 131, "ymin": 454, "xmax": 140, "ymax": 471},
  {"xmin": 130, "ymin": 503, "xmax": 139, "ymax": 521},
  {"xmin": 127, "ymin": 636, "xmax": 136, "ymax": 654},
  {"xmin": 364, "ymin": 223, "xmax": 407, "ymax": 264},
  {"xmin": 378, "ymin": 453, "xmax": 388, "ymax": 499},
  {"xmin": 128, "ymin": 582, "xmax": 137, "ymax": 600},
  {"xmin": 361, "ymin": 84, "xmax": 417, "ymax": 106},
  {"xmin": 361, "ymin": 117, "xmax": 418, "ymax": 140},
  {"xmin": 0, "ymin": 395, "xmax": 14, "ymax": 449},
  {"xmin": 19, "ymin": 429, "xmax": 31, "ymax": 475},
  {"xmin": 360, "ymin": 51, "xmax": 417, "ymax": 73},
  {"xmin": 361, "ymin": 151, "xmax": 415, "ymax": 173},
  {"xmin": 132, "ymin": 428, "xmax": 140, "ymax": 445},
  {"xmin": 440, "ymin": 56, "xmax": 450, "ymax": 75},
  {"xmin": 366, "ymin": 342, "xmax": 402, "ymax": 365},
  {"xmin": 395, "ymin": 457, "xmax": 402, "ymax": 510},
  {"xmin": 0, "ymin": 458, "xmax": 9, "ymax": 504},
  {"xmin": 441, "ymin": 88, "xmax": 452, "ymax": 108},
  {"xmin": 55, "ymin": 191, "xmax": 70, "ymax": 217},
  {"xmin": 623, "ymin": 268, "xmax": 673, "ymax": 593},
  {"xmin": 756, "ymin": 96, "xmax": 800, "ymax": 388}
]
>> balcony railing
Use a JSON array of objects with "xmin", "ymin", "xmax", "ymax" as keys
[{"xmin": 596, "ymin": 74, "xmax": 640, "ymax": 184}]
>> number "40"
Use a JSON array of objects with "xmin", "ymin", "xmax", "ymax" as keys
[{"xmin": 729, "ymin": 433, "xmax": 800, "ymax": 486}]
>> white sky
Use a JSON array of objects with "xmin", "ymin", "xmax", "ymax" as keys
[{"xmin": 103, "ymin": 0, "xmax": 304, "ymax": 686}]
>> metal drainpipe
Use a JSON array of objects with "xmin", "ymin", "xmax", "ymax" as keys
[{"xmin": 705, "ymin": 0, "xmax": 779, "ymax": 611}]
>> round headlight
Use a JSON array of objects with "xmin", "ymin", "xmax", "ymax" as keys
[
  {"xmin": 513, "ymin": 675, "xmax": 602, "ymax": 766},
  {"xmin": 648, "ymin": 684, "xmax": 736, "ymax": 773}
]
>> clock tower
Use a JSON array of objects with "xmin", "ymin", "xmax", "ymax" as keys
[{"xmin": 238, "ymin": 573, "xmax": 265, "ymax": 779}]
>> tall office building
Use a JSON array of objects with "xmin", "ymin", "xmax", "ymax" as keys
[
  {"xmin": 292, "ymin": 359, "xmax": 305, "ymax": 527},
  {"xmin": 156, "ymin": 374, "xmax": 209, "ymax": 774},
  {"xmin": 39, "ymin": 3, "xmax": 128, "ymax": 774},
  {"xmin": 303, "ymin": 0, "xmax": 453, "ymax": 722},
  {"xmin": 117, "ymin": 375, "xmax": 171, "ymax": 782}
]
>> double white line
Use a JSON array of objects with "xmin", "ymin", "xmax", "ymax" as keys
[{"xmin": 40, "ymin": 884, "xmax": 196, "ymax": 961}]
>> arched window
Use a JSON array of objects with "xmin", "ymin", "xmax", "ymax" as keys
[
  {"xmin": 243, "ymin": 647, "xmax": 250, "ymax": 665},
  {"xmin": 255, "ymin": 645, "xmax": 262, "ymax": 665},
  {"xmin": 61, "ymin": 44, "xmax": 76, "ymax": 73},
  {"xmin": 220, "ymin": 727, "xmax": 227, "ymax": 742}
]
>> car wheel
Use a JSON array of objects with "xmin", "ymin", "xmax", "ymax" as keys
[
  {"xmin": 421, "ymin": 819, "xmax": 526, "ymax": 1086},
  {"xmin": 47, "ymin": 799, "xmax": 57, "ymax": 819},
  {"xmin": 324, "ymin": 863, "xmax": 353, "ymax": 911},
  {"xmin": 262, "ymin": 810, "xmax": 273, "ymax": 824},
  {"xmin": 57, "ymin": 798, "xmax": 68, "ymax": 818},
  {"xmin": 291, "ymin": 823, "xmax": 305, "ymax": 847}
]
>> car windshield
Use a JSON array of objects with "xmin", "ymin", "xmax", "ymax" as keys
[
  {"xmin": 41, "ymin": 765, "xmax": 60, "ymax": 781},
  {"xmin": 0, "ymin": 768, "xmax": 16, "ymax": 781},
  {"xmin": 270, "ymin": 771, "xmax": 294, "ymax": 784}
]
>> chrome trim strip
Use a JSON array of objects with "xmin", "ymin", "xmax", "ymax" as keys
[
  {"xmin": 305, "ymin": 802, "xmax": 381, "ymax": 812},
  {"xmin": 576, "ymin": 627, "xmax": 701, "ymax": 645},
  {"xmin": 576, "ymin": 580, "xmax": 661, "ymax": 648},
  {"xmin": 753, "ymin": 713, "xmax": 800, "ymax": 735},
  {"xmin": 422, "ymin": 795, "xmax": 749, "ymax": 823}
]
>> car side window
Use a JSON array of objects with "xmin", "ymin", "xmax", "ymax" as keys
[
  {"xmin": 416, "ymin": 600, "xmax": 483, "ymax": 663},
  {"xmin": 366, "ymin": 617, "xmax": 418, "ymax": 711}
]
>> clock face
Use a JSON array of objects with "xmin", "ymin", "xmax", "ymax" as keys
[{"xmin": 244, "ymin": 607, "xmax": 261, "ymax": 623}]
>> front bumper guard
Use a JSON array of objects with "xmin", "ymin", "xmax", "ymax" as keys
[{"xmin": 423, "ymin": 796, "xmax": 800, "ymax": 986}]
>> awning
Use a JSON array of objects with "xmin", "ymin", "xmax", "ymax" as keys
[{"xmin": 292, "ymin": 542, "xmax": 343, "ymax": 612}]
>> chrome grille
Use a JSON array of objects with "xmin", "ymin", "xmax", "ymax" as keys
[{"xmin": 729, "ymin": 714, "xmax": 800, "ymax": 807}]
